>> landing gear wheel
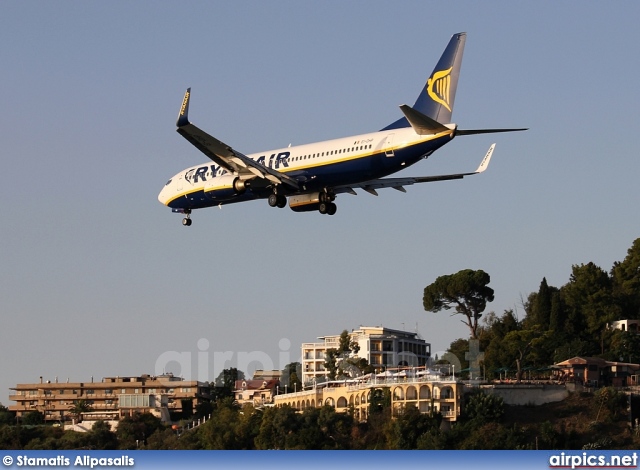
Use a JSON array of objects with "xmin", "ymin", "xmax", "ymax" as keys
[
  {"xmin": 319, "ymin": 201, "xmax": 336, "ymax": 215},
  {"xmin": 182, "ymin": 209, "xmax": 192, "ymax": 226},
  {"xmin": 269, "ymin": 193, "xmax": 287, "ymax": 208}
]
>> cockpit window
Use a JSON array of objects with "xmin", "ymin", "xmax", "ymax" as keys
[{"xmin": 165, "ymin": 179, "xmax": 172, "ymax": 186}]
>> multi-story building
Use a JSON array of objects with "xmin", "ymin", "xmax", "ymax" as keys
[
  {"xmin": 301, "ymin": 326, "xmax": 431, "ymax": 385},
  {"xmin": 234, "ymin": 379, "xmax": 280, "ymax": 407},
  {"xmin": 274, "ymin": 374, "xmax": 461, "ymax": 422},
  {"xmin": 9, "ymin": 373, "xmax": 210, "ymax": 424},
  {"xmin": 553, "ymin": 357, "xmax": 640, "ymax": 387}
]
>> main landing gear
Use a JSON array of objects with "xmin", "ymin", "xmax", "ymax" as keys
[
  {"xmin": 182, "ymin": 209, "xmax": 192, "ymax": 226},
  {"xmin": 318, "ymin": 191, "xmax": 337, "ymax": 216},
  {"xmin": 268, "ymin": 192, "xmax": 287, "ymax": 208}
]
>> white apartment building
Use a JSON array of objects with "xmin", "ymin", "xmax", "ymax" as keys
[
  {"xmin": 610, "ymin": 319, "xmax": 640, "ymax": 333},
  {"xmin": 301, "ymin": 326, "xmax": 431, "ymax": 384}
]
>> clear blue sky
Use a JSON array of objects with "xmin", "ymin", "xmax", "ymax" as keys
[{"xmin": 2, "ymin": 2, "xmax": 639, "ymax": 404}]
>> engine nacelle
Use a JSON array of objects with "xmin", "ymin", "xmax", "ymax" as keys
[
  {"xmin": 289, "ymin": 192, "xmax": 321, "ymax": 212},
  {"xmin": 204, "ymin": 175, "xmax": 247, "ymax": 201}
]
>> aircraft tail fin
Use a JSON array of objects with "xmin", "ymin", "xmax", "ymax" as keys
[{"xmin": 383, "ymin": 32, "xmax": 466, "ymax": 130}]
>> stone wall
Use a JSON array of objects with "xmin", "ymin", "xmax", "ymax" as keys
[{"xmin": 480, "ymin": 384, "xmax": 569, "ymax": 406}]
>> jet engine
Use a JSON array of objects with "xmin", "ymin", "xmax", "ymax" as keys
[
  {"xmin": 203, "ymin": 175, "xmax": 247, "ymax": 201},
  {"xmin": 288, "ymin": 193, "xmax": 321, "ymax": 212}
]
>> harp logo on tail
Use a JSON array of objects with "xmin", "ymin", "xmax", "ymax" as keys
[{"xmin": 426, "ymin": 67, "xmax": 453, "ymax": 112}]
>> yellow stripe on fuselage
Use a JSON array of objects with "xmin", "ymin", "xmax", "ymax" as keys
[
  {"xmin": 276, "ymin": 129, "xmax": 451, "ymax": 174},
  {"xmin": 163, "ymin": 130, "xmax": 452, "ymax": 206}
]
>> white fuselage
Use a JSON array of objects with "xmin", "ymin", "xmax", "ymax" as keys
[{"xmin": 158, "ymin": 126, "xmax": 454, "ymax": 210}]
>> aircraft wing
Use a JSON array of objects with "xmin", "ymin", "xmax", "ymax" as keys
[
  {"xmin": 176, "ymin": 89, "xmax": 299, "ymax": 189},
  {"xmin": 335, "ymin": 143, "xmax": 495, "ymax": 196}
]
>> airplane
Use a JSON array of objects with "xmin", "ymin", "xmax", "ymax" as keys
[{"xmin": 158, "ymin": 32, "xmax": 526, "ymax": 226}]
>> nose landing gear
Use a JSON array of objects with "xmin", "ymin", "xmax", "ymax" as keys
[{"xmin": 182, "ymin": 209, "xmax": 192, "ymax": 226}]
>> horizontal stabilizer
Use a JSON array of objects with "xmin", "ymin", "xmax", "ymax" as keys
[
  {"xmin": 399, "ymin": 105, "xmax": 450, "ymax": 135},
  {"xmin": 456, "ymin": 128, "xmax": 528, "ymax": 136}
]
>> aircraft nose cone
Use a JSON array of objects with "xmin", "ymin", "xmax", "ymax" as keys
[{"xmin": 158, "ymin": 186, "xmax": 169, "ymax": 206}]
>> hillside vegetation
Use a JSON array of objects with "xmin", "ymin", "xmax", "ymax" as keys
[{"xmin": 2, "ymin": 238, "xmax": 639, "ymax": 449}]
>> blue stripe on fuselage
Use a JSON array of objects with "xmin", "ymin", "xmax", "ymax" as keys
[{"xmin": 166, "ymin": 134, "xmax": 451, "ymax": 210}]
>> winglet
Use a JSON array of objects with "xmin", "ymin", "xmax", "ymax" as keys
[
  {"xmin": 475, "ymin": 143, "xmax": 495, "ymax": 173},
  {"xmin": 177, "ymin": 88, "xmax": 191, "ymax": 127}
]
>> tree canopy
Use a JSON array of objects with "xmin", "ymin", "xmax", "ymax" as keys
[
  {"xmin": 213, "ymin": 368, "xmax": 245, "ymax": 400},
  {"xmin": 445, "ymin": 238, "xmax": 640, "ymax": 380},
  {"xmin": 423, "ymin": 269, "xmax": 494, "ymax": 339},
  {"xmin": 282, "ymin": 362, "xmax": 302, "ymax": 392}
]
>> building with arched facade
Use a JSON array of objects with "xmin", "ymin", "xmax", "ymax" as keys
[{"xmin": 272, "ymin": 376, "xmax": 461, "ymax": 422}]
